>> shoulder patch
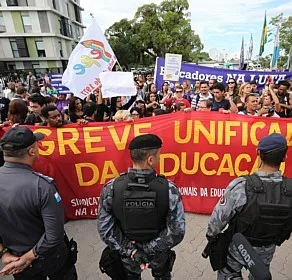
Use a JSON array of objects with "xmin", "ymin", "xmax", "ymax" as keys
[
  {"xmin": 219, "ymin": 195, "xmax": 227, "ymax": 206},
  {"xmin": 33, "ymin": 172, "xmax": 54, "ymax": 183},
  {"xmin": 168, "ymin": 180, "xmax": 180, "ymax": 194},
  {"xmin": 54, "ymin": 192, "xmax": 62, "ymax": 203}
]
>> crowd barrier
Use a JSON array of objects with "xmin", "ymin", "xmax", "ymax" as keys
[{"xmin": 1, "ymin": 112, "xmax": 291, "ymax": 219}]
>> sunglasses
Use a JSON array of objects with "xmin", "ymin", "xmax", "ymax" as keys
[
  {"xmin": 176, "ymin": 91, "xmax": 183, "ymax": 93},
  {"xmin": 228, "ymin": 82, "xmax": 235, "ymax": 84}
]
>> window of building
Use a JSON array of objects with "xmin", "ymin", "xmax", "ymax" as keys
[
  {"xmin": 32, "ymin": 61, "xmax": 41, "ymax": 76},
  {"xmin": 0, "ymin": 13, "xmax": 6, "ymax": 33},
  {"xmin": 21, "ymin": 13, "xmax": 32, "ymax": 33},
  {"xmin": 74, "ymin": 5, "xmax": 81, "ymax": 23},
  {"xmin": 52, "ymin": 0, "xmax": 57, "ymax": 10},
  {"xmin": 10, "ymin": 39, "xmax": 19, "ymax": 57},
  {"xmin": 6, "ymin": 0, "xmax": 34, "ymax": 6},
  {"xmin": 27, "ymin": 0, "xmax": 35, "ymax": 5},
  {"xmin": 32, "ymin": 61, "xmax": 39, "ymax": 68},
  {"xmin": 76, "ymin": 26, "xmax": 80, "ymax": 38},
  {"xmin": 6, "ymin": 0, "xmax": 18, "ymax": 6},
  {"xmin": 23, "ymin": 61, "xmax": 33, "ymax": 71},
  {"xmin": 38, "ymin": 11, "xmax": 50, "ymax": 33},
  {"xmin": 10, "ymin": 37, "xmax": 29, "ymax": 57},
  {"xmin": 68, "ymin": 23, "xmax": 72, "ymax": 37},
  {"xmin": 66, "ymin": 3, "xmax": 70, "ymax": 17},
  {"xmin": 18, "ymin": 0, "xmax": 28, "ymax": 5},
  {"xmin": 59, "ymin": 17, "xmax": 70, "ymax": 37},
  {"xmin": 6, "ymin": 63, "xmax": 16, "ymax": 70},
  {"xmin": 58, "ymin": 19, "xmax": 62, "ymax": 34},
  {"xmin": 58, "ymin": 41, "xmax": 63, "ymax": 57},
  {"xmin": 35, "ymin": 39, "xmax": 46, "ymax": 57}
]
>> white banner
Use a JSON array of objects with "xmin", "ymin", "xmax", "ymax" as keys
[
  {"xmin": 99, "ymin": 72, "xmax": 136, "ymax": 98},
  {"xmin": 62, "ymin": 19, "xmax": 117, "ymax": 99},
  {"xmin": 163, "ymin": 53, "xmax": 182, "ymax": 81}
]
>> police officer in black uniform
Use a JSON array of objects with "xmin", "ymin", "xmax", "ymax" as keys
[
  {"xmin": 0, "ymin": 126, "xmax": 77, "ymax": 280},
  {"xmin": 98, "ymin": 134, "xmax": 185, "ymax": 280}
]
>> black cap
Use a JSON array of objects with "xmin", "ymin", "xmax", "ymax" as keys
[
  {"xmin": 258, "ymin": 133, "xmax": 287, "ymax": 154},
  {"xmin": 129, "ymin": 134, "xmax": 162, "ymax": 150},
  {"xmin": 0, "ymin": 127, "xmax": 44, "ymax": 151}
]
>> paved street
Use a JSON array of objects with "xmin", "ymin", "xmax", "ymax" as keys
[{"xmin": 1, "ymin": 213, "xmax": 292, "ymax": 279}]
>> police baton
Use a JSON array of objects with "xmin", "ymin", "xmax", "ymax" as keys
[{"xmin": 233, "ymin": 233, "xmax": 272, "ymax": 280}]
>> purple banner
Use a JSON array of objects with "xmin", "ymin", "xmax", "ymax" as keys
[{"xmin": 154, "ymin": 57, "xmax": 292, "ymax": 90}]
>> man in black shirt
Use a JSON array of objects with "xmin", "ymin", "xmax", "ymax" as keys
[
  {"xmin": 40, "ymin": 105, "xmax": 87, "ymax": 127},
  {"xmin": 0, "ymin": 126, "xmax": 77, "ymax": 279},
  {"xmin": 40, "ymin": 105, "xmax": 71, "ymax": 127},
  {"xmin": 0, "ymin": 95, "xmax": 10, "ymax": 123},
  {"xmin": 276, "ymin": 80, "xmax": 292, "ymax": 118},
  {"xmin": 83, "ymin": 102, "xmax": 97, "ymax": 122},
  {"xmin": 25, "ymin": 94, "xmax": 47, "ymax": 125},
  {"xmin": 13, "ymin": 87, "xmax": 27, "ymax": 101},
  {"xmin": 211, "ymin": 83, "xmax": 238, "ymax": 113}
]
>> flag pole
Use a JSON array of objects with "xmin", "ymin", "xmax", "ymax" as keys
[{"xmin": 116, "ymin": 61, "xmax": 123, "ymax": 72}]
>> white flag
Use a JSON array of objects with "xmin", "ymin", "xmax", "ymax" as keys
[
  {"xmin": 62, "ymin": 19, "xmax": 117, "ymax": 99},
  {"xmin": 270, "ymin": 25, "xmax": 280, "ymax": 70}
]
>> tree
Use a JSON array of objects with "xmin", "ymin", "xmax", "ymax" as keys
[
  {"xmin": 105, "ymin": 19, "xmax": 141, "ymax": 69},
  {"xmin": 257, "ymin": 55, "xmax": 271, "ymax": 69},
  {"xmin": 105, "ymin": 0, "xmax": 204, "ymax": 68},
  {"xmin": 190, "ymin": 51, "xmax": 211, "ymax": 63},
  {"xmin": 269, "ymin": 14, "xmax": 292, "ymax": 66}
]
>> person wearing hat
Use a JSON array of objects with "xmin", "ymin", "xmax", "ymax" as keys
[
  {"xmin": 98, "ymin": 134, "xmax": 185, "ymax": 280},
  {"xmin": 205, "ymin": 133, "xmax": 292, "ymax": 280},
  {"xmin": 0, "ymin": 126, "xmax": 77, "ymax": 279}
]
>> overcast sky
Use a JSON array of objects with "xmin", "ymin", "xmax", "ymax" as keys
[{"xmin": 80, "ymin": 0, "xmax": 292, "ymax": 59}]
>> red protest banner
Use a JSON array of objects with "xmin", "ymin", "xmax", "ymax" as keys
[{"xmin": 1, "ymin": 112, "xmax": 291, "ymax": 219}]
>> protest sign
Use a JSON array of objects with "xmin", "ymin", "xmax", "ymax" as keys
[
  {"xmin": 62, "ymin": 19, "xmax": 117, "ymax": 98},
  {"xmin": 163, "ymin": 53, "xmax": 182, "ymax": 81},
  {"xmin": 49, "ymin": 74, "xmax": 70, "ymax": 94},
  {"xmin": 99, "ymin": 72, "xmax": 136, "ymax": 97},
  {"xmin": 155, "ymin": 57, "xmax": 292, "ymax": 90},
  {"xmin": 1, "ymin": 113, "xmax": 290, "ymax": 219}
]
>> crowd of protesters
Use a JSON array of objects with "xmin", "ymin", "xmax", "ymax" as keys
[{"xmin": 0, "ymin": 71, "xmax": 292, "ymax": 130}]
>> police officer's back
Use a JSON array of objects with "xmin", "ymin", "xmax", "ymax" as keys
[
  {"xmin": 0, "ymin": 126, "xmax": 77, "ymax": 279},
  {"xmin": 206, "ymin": 133, "xmax": 292, "ymax": 280},
  {"xmin": 98, "ymin": 134, "xmax": 185, "ymax": 280}
]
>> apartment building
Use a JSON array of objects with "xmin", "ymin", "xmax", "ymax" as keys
[{"xmin": 0, "ymin": 0, "xmax": 85, "ymax": 75}]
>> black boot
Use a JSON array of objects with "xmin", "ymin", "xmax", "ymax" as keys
[
  {"xmin": 126, "ymin": 272, "xmax": 142, "ymax": 280},
  {"xmin": 154, "ymin": 274, "xmax": 171, "ymax": 280}
]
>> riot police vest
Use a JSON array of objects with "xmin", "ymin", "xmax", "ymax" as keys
[
  {"xmin": 234, "ymin": 174, "xmax": 292, "ymax": 247},
  {"xmin": 112, "ymin": 170, "xmax": 169, "ymax": 243}
]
